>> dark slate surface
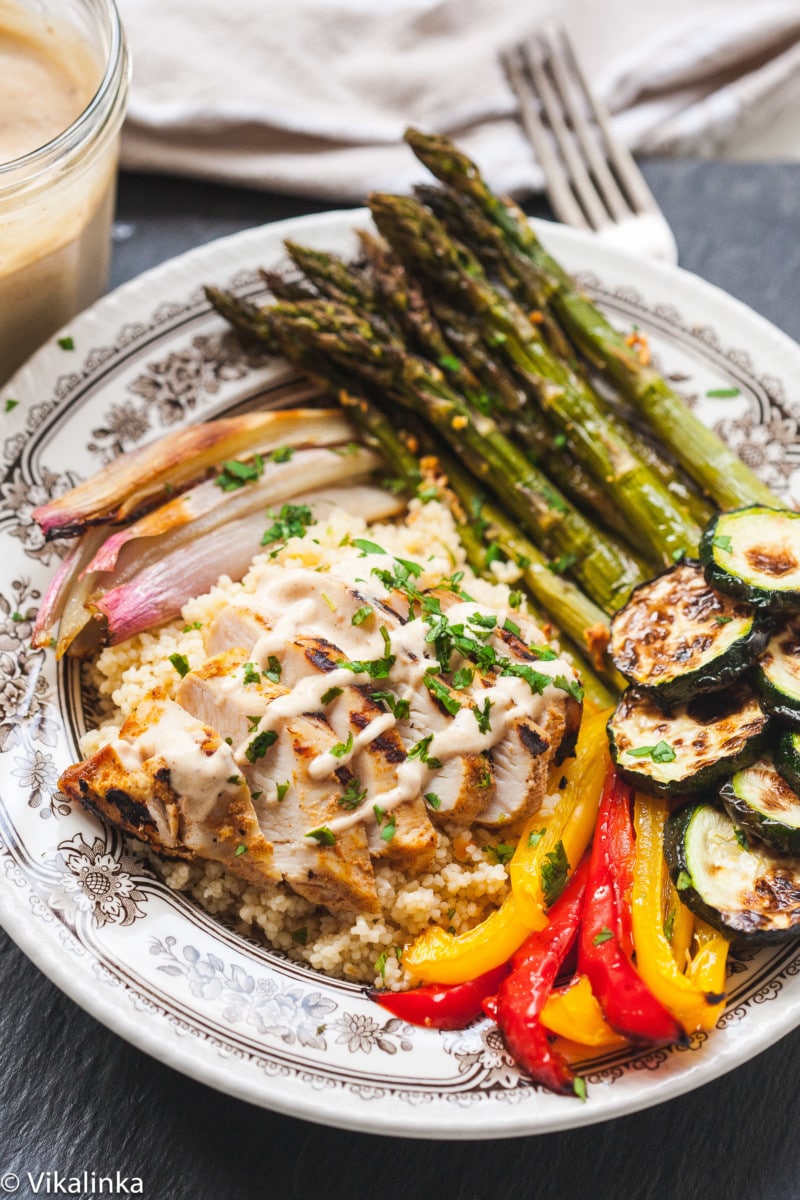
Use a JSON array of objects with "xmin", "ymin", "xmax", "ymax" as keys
[{"xmin": 3, "ymin": 161, "xmax": 800, "ymax": 1200}]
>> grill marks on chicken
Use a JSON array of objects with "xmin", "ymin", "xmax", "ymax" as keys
[{"xmin": 61, "ymin": 554, "xmax": 581, "ymax": 914}]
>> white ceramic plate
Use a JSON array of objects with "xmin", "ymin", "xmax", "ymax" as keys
[{"xmin": 2, "ymin": 211, "xmax": 800, "ymax": 1140}]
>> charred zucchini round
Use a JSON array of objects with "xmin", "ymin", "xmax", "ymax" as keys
[
  {"xmin": 720, "ymin": 754, "xmax": 800, "ymax": 855},
  {"xmin": 608, "ymin": 561, "xmax": 768, "ymax": 705},
  {"xmin": 775, "ymin": 729, "xmax": 800, "ymax": 794},
  {"xmin": 701, "ymin": 506, "xmax": 800, "ymax": 611},
  {"xmin": 664, "ymin": 800, "xmax": 800, "ymax": 943},
  {"xmin": 608, "ymin": 683, "xmax": 770, "ymax": 798},
  {"xmin": 754, "ymin": 615, "xmax": 800, "ymax": 726}
]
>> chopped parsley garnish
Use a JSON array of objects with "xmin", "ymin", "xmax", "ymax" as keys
[
  {"xmin": 438, "ymin": 353, "xmax": 461, "ymax": 372},
  {"xmin": 216, "ymin": 455, "xmax": 264, "ymax": 491},
  {"xmin": 321, "ymin": 686, "xmax": 343, "ymax": 705},
  {"xmin": 57, "ymin": 335, "xmax": 75, "ymax": 351},
  {"xmin": 485, "ymin": 842, "xmax": 514, "ymax": 865},
  {"xmin": 276, "ymin": 781, "xmax": 290, "ymax": 802},
  {"xmin": 371, "ymin": 690, "xmax": 411, "ymax": 719},
  {"xmin": 713, "ymin": 535, "xmax": 733, "ymax": 554},
  {"xmin": 246, "ymin": 714, "xmax": 261, "ymax": 732},
  {"xmin": 374, "ymin": 950, "xmax": 388, "ymax": 979},
  {"xmin": 270, "ymin": 445, "xmax": 294, "ymax": 463},
  {"xmin": 245, "ymin": 729, "xmax": 278, "ymax": 762},
  {"xmin": 352, "ymin": 538, "xmax": 387, "ymax": 556},
  {"xmin": 11, "ymin": 611, "xmax": 23, "ymax": 623},
  {"xmin": 553, "ymin": 433, "xmax": 567, "ymax": 449},
  {"xmin": 664, "ymin": 909, "xmax": 676, "ymax": 943},
  {"xmin": 501, "ymin": 662, "xmax": 552, "ymax": 694},
  {"xmin": 406, "ymin": 734, "xmax": 442, "ymax": 769},
  {"xmin": 541, "ymin": 484, "xmax": 568, "ymax": 514},
  {"xmin": 508, "ymin": 590, "xmax": 522, "ymax": 610},
  {"xmin": 242, "ymin": 661, "xmax": 260, "ymax": 685},
  {"xmin": 234, "ymin": 844, "xmax": 248, "ymax": 856},
  {"xmin": 626, "ymin": 741, "xmax": 676, "ymax": 763},
  {"xmin": 424, "ymin": 792, "xmax": 442, "ymax": 810},
  {"xmin": 478, "ymin": 762, "xmax": 492, "ymax": 788},
  {"xmin": 380, "ymin": 814, "xmax": 397, "ymax": 842},
  {"xmin": 469, "ymin": 612, "xmax": 497, "ymax": 630},
  {"xmin": 425, "ymin": 673, "xmax": 462, "ymax": 715},
  {"xmin": 226, "ymin": 775, "xmax": 241, "ymax": 786},
  {"xmin": 541, "ymin": 840, "xmax": 569, "ymax": 906},
  {"xmin": 264, "ymin": 656, "xmax": 282, "ymax": 683},
  {"xmin": 338, "ymin": 778, "xmax": 367, "ymax": 810},
  {"xmin": 714, "ymin": 615, "xmax": 733, "ymax": 626},
  {"xmin": 734, "ymin": 827, "xmax": 749, "ymax": 850},
  {"xmin": 452, "ymin": 666, "xmax": 474, "ymax": 690},
  {"xmin": 4, "ymin": 398, "xmax": 19, "ymax": 412},
  {"xmin": 291, "ymin": 927, "xmax": 308, "ymax": 945},
  {"xmin": 307, "ymin": 826, "xmax": 336, "ymax": 846},
  {"xmin": 676, "ymin": 870, "xmax": 693, "ymax": 891},
  {"xmin": 351, "ymin": 605, "xmax": 374, "ymax": 626},
  {"xmin": 261, "ymin": 503, "xmax": 315, "ymax": 546},
  {"xmin": 553, "ymin": 674, "xmax": 585, "ymax": 704},
  {"xmin": 183, "ymin": 620, "xmax": 203, "ymax": 632},
  {"xmin": 330, "ymin": 731, "xmax": 354, "ymax": 759},
  {"xmin": 706, "ymin": 386, "xmax": 740, "ymax": 399},
  {"xmin": 573, "ymin": 1077, "xmax": 587, "ymax": 1102},
  {"xmin": 548, "ymin": 552, "xmax": 578, "ymax": 575},
  {"xmin": 169, "ymin": 653, "xmax": 190, "ymax": 678},
  {"xmin": 592, "ymin": 926, "xmax": 613, "ymax": 946},
  {"xmin": 321, "ymin": 592, "xmax": 336, "ymax": 611},
  {"xmin": 527, "ymin": 828, "xmax": 546, "ymax": 848},
  {"xmin": 473, "ymin": 697, "xmax": 493, "ymax": 734},
  {"xmin": 503, "ymin": 618, "xmax": 521, "ymax": 637}
]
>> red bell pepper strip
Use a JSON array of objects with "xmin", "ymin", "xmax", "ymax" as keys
[
  {"xmin": 489, "ymin": 853, "xmax": 592, "ymax": 1096},
  {"xmin": 578, "ymin": 767, "xmax": 686, "ymax": 1046},
  {"xmin": 368, "ymin": 962, "xmax": 510, "ymax": 1030}
]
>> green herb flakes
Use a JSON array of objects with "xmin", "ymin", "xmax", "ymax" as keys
[
  {"xmin": 330, "ymin": 731, "xmax": 354, "ymax": 759},
  {"xmin": 245, "ymin": 729, "xmax": 278, "ymax": 762},
  {"xmin": 262, "ymin": 503, "xmax": 315, "ymax": 546},
  {"xmin": 407, "ymin": 734, "xmax": 442, "ymax": 769},
  {"xmin": 242, "ymin": 662, "xmax": 260, "ymax": 685},
  {"xmin": 4, "ymin": 398, "xmax": 18, "ymax": 412},
  {"xmin": 169, "ymin": 653, "xmax": 190, "ymax": 678},
  {"xmin": 270, "ymin": 445, "xmax": 294, "ymax": 463},
  {"xmin": 307, "ymin": 826, "xmax": 336, "ymax": 846},
  {"xmin": 485, "ymin": 842, "xmax": 514, "ymax": 865},
  {"xmin": 234, "ymin": 844, "xmax": 248, "ymax": 857},
  {"xmin": 264, "ymin": 656, "xmax": 282, "ymax": 683},
  {"xmin": 592, "ymin": 926, "xmax": 613, "ymax": 946},
  {"xmin": 352, "ymin": 537, "xmax": 387, "ymax": 556},
  {"xmin": 321, "ymin": 686, "xmax": 343, "ymax": 705},
  {"xmin": 351, "ymin": 605, "xmax": 374, "ymax": 626},
  {"xmin": 541, "ymin": 840, "xmax": 569, "ymax": 906},
  {"xmin": 527, "ymin": 828, "xmax": 546, "ymax": 849},
  {"xmin": 216, "ymin": 455, "xmax": 264, "ymax": 491},
  {"xmin": 626, "ymin": 741, "xmax": 676, "ymax": 764},
  {"xmin": 57, "ymin": 335, "xmax": 75, "ymax": 351},
  {"xmin": 276, "ymin": 781, "xmax": 290, "ymax": 802},
  {"xmin": 338, "ymin": 778, "xmax": 367, "ymax": 810},
  {"xmin": 706, "ymin": 386, "xmax": 740, "ymax": 399},
  {"xmin": 713, "ymin": 535, "xmax": 733, "ymax": 554},
  {"xmin": 291, "ymin": 927, "xmax": 308, "ymax": 945},
  {"xmin": 424, "ymin": 792, "xmax": 442, "ymax": 810},
  {"xmin": 474, "ymin": 697, "xmax": 493, "ymax": 735},
  {"xmin": 676, "ymin": 869, "xmax": 693, "ymax": 891}
]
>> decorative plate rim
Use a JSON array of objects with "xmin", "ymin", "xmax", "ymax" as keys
[{"xmin": 2, "ymin": 210, "xmax": 800, "ymax": 1139}]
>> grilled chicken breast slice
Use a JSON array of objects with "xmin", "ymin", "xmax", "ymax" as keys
[
  {"xmin": 274, "ymin": 636, "xmax": 438, "ymax": 872},
  {"xmin": 177, "ymin": 649, "xmax": 379, "ymax": 912},
  {"xmin": 59, "ymin": 687, "xmax": 277, "ymax": 887}
]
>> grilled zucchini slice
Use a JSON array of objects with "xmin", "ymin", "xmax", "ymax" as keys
[
  {"xmin": 775, "ymin": 728, "xmax": 800, "ymax": 794},
  {"xmin": 754, "ymin": 616, "xmax": 800, "ymax": 725},
  {"xmin": 608, "ymin": 561, "xmax": 767, "ymax": 705},
  {"xmin": 701, "ymin": 506, "xmax": 800, "ymax": 611},
  {"xmin": 720, "ymin": 754, "xmax": 800, "ymax": 855},
  {"xmin": 608, "ymin": 683, "xmax": 770, "ymax": 797},
  {"xmin": 664, "ymin": 800, "xmax": 800, "ymax": 943}
]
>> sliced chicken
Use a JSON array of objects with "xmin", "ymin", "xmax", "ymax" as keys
[
  {"xmin": 59, "ymin": 687, "xmax": 277, "ymax": 888},
  {"xmin": 177, "ymin": 649, "xmax": 379, "ymax": 912},
  {"xmin": 270, "ymin": 636, "xmax": 438, "ymax": 872}
]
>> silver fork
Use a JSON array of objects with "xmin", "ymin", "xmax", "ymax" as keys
[{"xmin": 501, "ymin": 26, "xmax": 678, "ymax": 263}]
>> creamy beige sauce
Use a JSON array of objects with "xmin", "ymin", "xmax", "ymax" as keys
[
  {"xmin": 110, "ymin": 554, "xmax": 577, "ymax": 840},
  {"xmin": 0, "ymin": 1, "xmax": 116, "ymax": 383}
]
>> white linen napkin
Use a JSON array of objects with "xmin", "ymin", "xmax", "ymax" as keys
[{"xmin": 118, "ymin": 0, "xmax": 800, "ymax": 198}]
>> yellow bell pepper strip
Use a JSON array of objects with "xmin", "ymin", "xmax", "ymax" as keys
[
  {"xmin": 632, "ymin": 793, "xmax": 727, "ymax": 1033},
  {"xmin": 664, "ymin": 873, "xmax": 694, "ymax": 972},
  {"xmin": 509, "ymin": 708, "xmax": 612, "ymax": 926},
  {"xmin": 404, "ymin": 709, "xmax": 612, "ymax": 984},
  {"xmin": 402, "ymin": 894, "xmax": 532, "ymax": 985},
  {"xmin": 541, "ymin": 974, "xmax": 628, "ymax": 1050},
  {"xmin": 685, "ymin": 919, "xmax": 729, "ymax": 1011}
]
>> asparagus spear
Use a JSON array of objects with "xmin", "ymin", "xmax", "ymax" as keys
[
  {"xmin": 368, "ymin": 191, "xmax": 703, "ymax": 567},
  {"xmin": 266, "ymin": 298, "xmax": 647, "ymax": 611},
  {"xmin": 404, "ymin": 127, "xmax": 778, "ymax": 510},
  {"xmin": 416, "ymin": 181, "xmax": 715, "ymax": 530},
  {"xmin": 339, "ymin": 390, "xmax": 619, "ymax": 704}
]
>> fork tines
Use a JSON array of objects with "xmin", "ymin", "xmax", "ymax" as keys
[{"xmin": 501, "ymin": 26, "xmax": 662, "ymax": 236}]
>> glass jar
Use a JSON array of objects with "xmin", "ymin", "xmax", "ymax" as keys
[{"xmin": 0, "ymin": 0, "xmax": 130, "ymax": 384}]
